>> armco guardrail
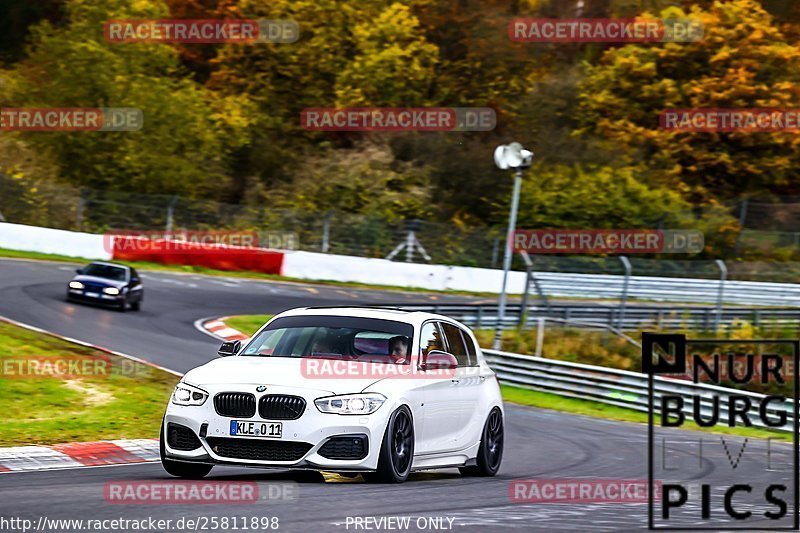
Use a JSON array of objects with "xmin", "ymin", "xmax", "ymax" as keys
[
  {"xmin": 534, "ymin": 272, "xmax": 800, "ymax": 307},
  {"xmin": 397, "ymin": 304, "xmax": 800, "ymax": 331},
  {"xmin": 482, "ymin": 349, "xmax": 794, "ymax": 432}
]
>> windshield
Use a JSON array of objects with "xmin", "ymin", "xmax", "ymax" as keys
[
  {"xmin": 242, "ymin": 315, "xmax": 413, "ymax": 365},
  {"xmin": 82, "ymin": 263, "xmax": 127, "ymax": 281}
]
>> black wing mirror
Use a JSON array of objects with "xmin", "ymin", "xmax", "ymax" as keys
[
  {"xmin": 218, "ymin": 340, "xmax": 241, "ymax": 357},
  {"xmin": 75, "ymin": 268, "xmax": 83, "ymax": 274}
]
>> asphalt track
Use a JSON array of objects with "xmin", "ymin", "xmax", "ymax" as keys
[{"xmin": 0, "ymin": 258, "xmax": 795, "ymax": 532}]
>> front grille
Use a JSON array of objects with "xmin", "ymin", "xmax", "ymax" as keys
[
  {"xmin": 214, "ymin": 392, "xmax": 256, "ymax": 418},
  {"xmin": 258, "ymin": 395, "xmax": 306, "ymax": 420},
  {"xmin": 318, "ymin": 435, "xmax": 368, "ymax": 460},
  {"xmin": 167, "ymin": 423, "xmax": 202, "ymax": 451},
  {"xmin": 205, "ymin": 437, "xmax": 313, "ymax": 462}
]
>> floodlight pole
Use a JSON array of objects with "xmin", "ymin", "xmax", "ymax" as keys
[{"xmin": 492, "ymin": 168, "xmax": 523, "ymax": 350}]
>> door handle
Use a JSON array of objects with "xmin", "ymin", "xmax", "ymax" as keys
[{"xmin": 480, "ymin": 376, "xmax": 486, "ymax": 382}]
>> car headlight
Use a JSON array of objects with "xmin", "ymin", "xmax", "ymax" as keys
[
  {"xmin": 314, "ymin": 393, "xmax": 386, "ymax": 415},
  {"xmin": 171, "ymin": 382, "xmax": 208, "ymax": 406},
  {"xmin": 69, "ymin": 281, "xmax": 84, "ymax": 289},
  {"xmin": 103, "ymin": 287, "xmax": 120, "ymax": 295}
]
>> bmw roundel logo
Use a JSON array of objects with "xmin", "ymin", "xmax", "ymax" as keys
[{"xmin": 256, "ymin": 385, "xmax": 267, "ymax": 392}]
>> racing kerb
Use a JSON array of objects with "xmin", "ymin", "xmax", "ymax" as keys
[{"xmin": 483, "ymin": 349, "xmax": 795, "ymax": 433}]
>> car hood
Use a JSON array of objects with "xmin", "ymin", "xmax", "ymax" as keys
[
  {"xmin": 183, "ymin": 356, "xmax": 385, "ymax": 395},
  {"xmin": 73, "ymin": 275, "xmax": 127, "ymax": 289}
]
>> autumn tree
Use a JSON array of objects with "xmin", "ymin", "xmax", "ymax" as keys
[
  {"xmin": 578, "ymin": 0, "xmax": 800, "ymax": 200},
  {"xmin": 6, "ymin": 0, "xmax": 252, "ymax": 198}
]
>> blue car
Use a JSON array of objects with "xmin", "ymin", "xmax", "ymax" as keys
[{"xmin": 66, "ymin": 261, "xmax": 143, "ymax": 312}]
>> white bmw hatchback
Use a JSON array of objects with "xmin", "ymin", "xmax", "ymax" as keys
[{"xmin": 161, "ymin": 307, "xmax": 504, "ymax": 482}]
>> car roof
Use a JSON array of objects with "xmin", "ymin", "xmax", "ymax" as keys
[{"xmin": 274, "ymin": 306, "xmax": 469, "ymax": 328}]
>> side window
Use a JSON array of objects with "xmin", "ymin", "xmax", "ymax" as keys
[
  {"xmin": 419, "ymin": 322, "xmax": 444, "ymax": 356},
  {"xmin": 460, "ymin": 329, "xmax": 478, "ymax": 366},
  {"xmin": 440, "ymin": 322, "xmax": 469, "ymax": 367},
  {"xmin": 130, "ymin": 267, "xmax": 139, "ymax": 281}
]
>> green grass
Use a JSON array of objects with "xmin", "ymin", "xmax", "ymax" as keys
[
  {"xmin": 224, "ymin": 314, "xmax": 274, "ymax": 336},
  {"xmin": 501, "ymin": 384, "xmax": 791, "ymax": 441},
  {"xmin": 0, "ymin": 321, "xmax": 180, "ymax": 445}
]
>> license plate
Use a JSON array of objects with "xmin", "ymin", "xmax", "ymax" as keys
[
  {"xmin": 229, "ymin": 420, "xmax": 282, "ymax": 438},
  {"xmin": 85, "ymin": 292, "xmax": 100, "ymax": 298}
]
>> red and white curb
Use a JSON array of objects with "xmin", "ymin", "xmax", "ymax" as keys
[
  {"xmin": 0, "ymin": 439, "xmax": 159, "ymax": 473},
  {"xmin": 195, "ymin": 317, "xmax": 248, "ymax": 342}
]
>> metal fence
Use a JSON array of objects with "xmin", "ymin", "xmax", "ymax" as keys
[
  {"xmin": 7, "ymin": 173, "xmax": 800, "ymax": 272},
  {"xmin": 483, "ymin": 349, "xmax": 794, "ymax": 432},
  {"xmin": 395, "ymin": 303, "xmax": 800, "ymax": 332}
]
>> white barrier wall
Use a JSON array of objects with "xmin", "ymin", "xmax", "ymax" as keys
[
  {"xmin": 281, "ymin": 251, "xmax": 528, "ymax": 294},
  {"xmin": 0, "ymin": 223, "xmax": 111, "ymax": 260},
  {"xmin": 0, "ymin": 222, "xmax": 526, "ymax": 293}
]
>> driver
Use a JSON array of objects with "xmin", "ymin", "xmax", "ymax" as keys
[
  {"xmin": 388, "ymin": 336, "xmax": 409, "ymax": 363},
  {"xmin": 311, "ymin": 334, "xmax": 337, "ymax": 355}
]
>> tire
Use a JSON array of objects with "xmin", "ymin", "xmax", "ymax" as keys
[
  {"xmin": 117, "ymin": 297, "xmax": 127, "ymax": 312},
  {"xmin": 459, "ymin": 407, "xmax": 503, "ymax": 477},
  {"xmin": 130, "ymin": 300, "xmax": 141, "ymax": 311},
  {"xmin": 159, "ymin": 421, "xmax": 212, "ymax": 479},
  {"xmin": 368, "ymin": 406, "xmax": 414, "ymax": 483}
]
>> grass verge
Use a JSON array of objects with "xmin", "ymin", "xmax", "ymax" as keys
[
  {"xmin": 223, "ymin": 314, "xmax": 274, "ymax": 336},
  {"xmin": 0, "ymin": 321, "xmax": 179, "ymax": 445}
]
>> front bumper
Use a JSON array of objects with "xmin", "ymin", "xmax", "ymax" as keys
[
  {"xmin": 67, "ymin": 288, "xmax": 125, "ymax": 304},
  {"xmin": 163, "ymin": 386, "xmax": 389, "ymax": 472}
]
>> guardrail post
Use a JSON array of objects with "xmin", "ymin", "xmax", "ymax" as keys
[
  {"xmin": 617, "ymin": 256, "xmax": 632, "ymax": 329},
  {"xmin": 519, "ymin": 251, "xmax": 550, "ymax": 326},
  {"xmin": 535, "ymin": 317, "xmax": 545, "ymax": 357},
  {"xmin": 519, "ymin": 269, "xmax": 532, "ymax": 327},
  {"xmin": 714, "ymin": 259, "xmax": 727, "ymax": 332},
  {"xmin": 476, "ymin": 306, "xmax": 483, "ymax": 329}
]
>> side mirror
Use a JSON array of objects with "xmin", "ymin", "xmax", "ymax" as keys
[
  {"xmin": 419, "ymin": 350, "xmax": 458, "ymax": 371},
  {"xmin": 218, "ymin": 340, "xmax": 241, "ymax": 357},
  {"xmin": 75, "ymin": 268, "xmax": 83, "ymax": 274},
  {"xmin": 131, "ymin": 277, "xmax": 140, "ymax": 284}
]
